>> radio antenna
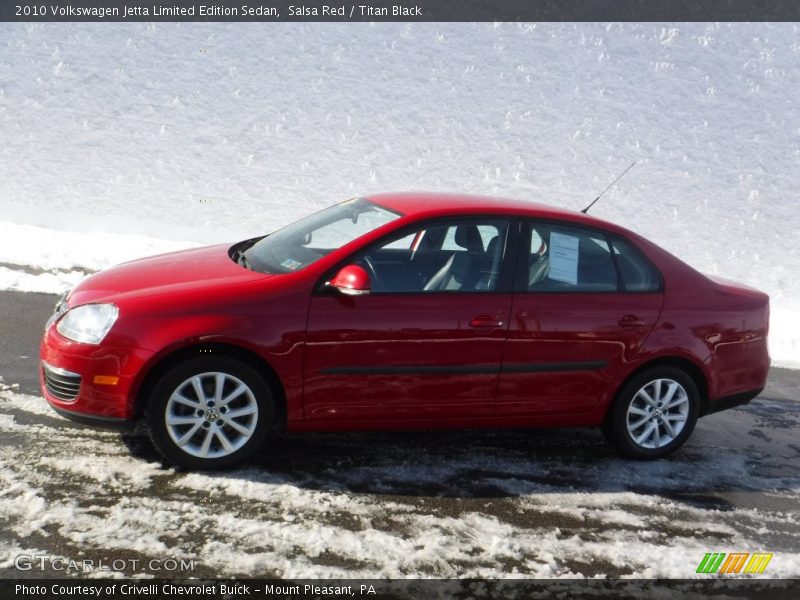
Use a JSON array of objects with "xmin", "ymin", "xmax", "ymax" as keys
[{"xmin": 581, "ymin": 161, "xmax": 637, "ymax": 214}]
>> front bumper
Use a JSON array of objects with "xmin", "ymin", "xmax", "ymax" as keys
[
  {"xmin": 49, "ymin": 404, "xmax": 134, "ymax": 430},
  {"xmin": 39, "ymin": 325, "xmax": 153, "ymax": 424}
]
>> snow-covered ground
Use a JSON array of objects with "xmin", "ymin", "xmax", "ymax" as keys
[{"xmin": 1, "ymin": 22, "xmax": 799, "ymax": 364}]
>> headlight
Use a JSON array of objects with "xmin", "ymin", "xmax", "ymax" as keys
[{"xmin": 56, "ymin": 304, "xmax": 119, "ymax": 345}]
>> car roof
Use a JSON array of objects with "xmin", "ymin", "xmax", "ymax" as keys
[{"xmin": 366, "ymin": 191, "xmax": 622, "ymax": 232}]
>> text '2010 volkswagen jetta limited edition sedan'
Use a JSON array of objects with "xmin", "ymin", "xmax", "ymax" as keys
[{"xmin": 40, "ymin": 193, "xmax": 770, "ymax": 469}]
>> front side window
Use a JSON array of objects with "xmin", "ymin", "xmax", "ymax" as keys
[
  {"xmin": 243, "ymin": 198, "xmax": 401, "ymax": 274},
  {"xmin": 355, "ymin": 219, "xmax": 510, "ymax": 293},
  {"xmin": 525, "ymin": 222, "xmax": 619, "ymax": 292}
]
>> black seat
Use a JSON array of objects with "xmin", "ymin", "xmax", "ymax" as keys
[
  {"xmin": 424, "ymin": 225, "xmax": 487, "ymax": 291},
  {"xmin": 474, "ymin": 235, "xmax": 504, "ymax": 290}
]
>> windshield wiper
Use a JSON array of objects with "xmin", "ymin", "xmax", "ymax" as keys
[
  {"xmin": 236, "ymin": 251, "xmax": 252, "ymax": 270},
  {"xmin": 231, "ymin": 237, "xmax": 262, "ymax": 270}
]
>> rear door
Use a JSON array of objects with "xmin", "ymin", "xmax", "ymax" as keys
[{"xmin": 497, "ymin": 220, "xmax": 664, "ymax": 417}]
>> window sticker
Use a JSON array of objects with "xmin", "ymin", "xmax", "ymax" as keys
[
  {"xmin": 548, "ymin": 231, "xmax": 580, "ymax": 285},
  {"xmin": 280, "ymin": 258, "xmax": 302, "ymax": 271}
]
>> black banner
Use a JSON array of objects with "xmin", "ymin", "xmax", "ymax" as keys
[
  {"xmin": 2, "ymin": 0, "xmax": 800, "ymax": 22},
  {"xmin": 4, "ymin": 579, "xmax": 800, "ymax": 600}
]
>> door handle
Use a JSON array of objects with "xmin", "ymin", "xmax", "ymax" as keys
[
  {"xmin": 618, "ymin": 314, "xmax": 646, "ymax": 328},
  {"xmin": 470, "ymin": 315, "xmax": 504, "ymax": 331}
]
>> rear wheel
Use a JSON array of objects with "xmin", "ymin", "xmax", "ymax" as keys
[
  {"xmin": 146, "ymin": 356, "xmax": 273, "ymax": 469},
  {"xmin": 602, "ymin": 366, "xmax": 700, "ymax": 459}
]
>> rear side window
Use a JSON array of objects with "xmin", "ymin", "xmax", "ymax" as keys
[
  {"xmin": 610, "ymin": 237, "xmax": 662, "ymax": 292},
  {"xmin": 526, "ymin": 223, "xmax": 618, "ymax": 292}
]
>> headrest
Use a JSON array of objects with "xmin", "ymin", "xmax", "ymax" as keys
[
  {"xmin": 486, "ymin": 235, "xmax": 498, "ymax": 257},
  {"xmin": 455, "ymin": 225, "xmax": 484, "ymax": 253}
]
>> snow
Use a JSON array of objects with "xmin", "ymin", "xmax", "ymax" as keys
[
  {"xmin": 0, "ymin": 265, "xmax": 87, "ymax": 294},
  {"xmin": 0, "ymin": 22, "xmax": 798, "ymax": 364},
  {"xmin": 0, "ymin": 221, "xmax": 198, "ymax": 293},
  {"xmin": 0, "ymin": 221, "xmax": 198, "ymax": 272}
]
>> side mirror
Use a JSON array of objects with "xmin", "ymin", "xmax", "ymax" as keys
[{"xmin": 327, "ymin": 265, "xmax": 371, "ymax": 296}]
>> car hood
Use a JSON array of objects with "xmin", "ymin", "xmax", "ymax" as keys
[{"xmin": 68, "ymin": 244, "xmax": 269, "ymax": 306}]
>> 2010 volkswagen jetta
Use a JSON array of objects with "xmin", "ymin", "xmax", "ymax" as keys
[{"xmin": 40, "ymin": 193, "xmax": 770, "ymax": 468}]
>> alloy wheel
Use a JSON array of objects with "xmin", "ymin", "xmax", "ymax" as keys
[
  {"xmin": 625, "ymin": 378, "xmax": 689, "ymax": 449},
  {"xmin": 164, "ymin": 371, "xmax": 259, "ymax": 459}
]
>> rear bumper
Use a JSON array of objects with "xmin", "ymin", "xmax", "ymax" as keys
[{"xmin": 702, "ymin": 387, "xmax": 763, "ymax": 416}]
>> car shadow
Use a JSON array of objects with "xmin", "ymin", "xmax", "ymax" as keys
[{"xmin": 119, "ymin": 397, "xmax": 800, "ymax": 507}]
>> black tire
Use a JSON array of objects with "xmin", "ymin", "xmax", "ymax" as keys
[
  {"xmin": 146, "ymin": 356, "xmax": 273, "ymax": 469},
  {"xmin": 602, "ymin": 366, "xmax": 700, "ymax": 459}
]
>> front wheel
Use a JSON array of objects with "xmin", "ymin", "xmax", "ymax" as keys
[
  {"xmin": 146, "ymin": 356, "xmax": 273, "ymax": 469},
  {"xmin": 602, "ymin": 366, "xmax": 700, "ymax": 459}
]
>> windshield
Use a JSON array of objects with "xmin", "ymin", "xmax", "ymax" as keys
[{"xmin": 241, "ymin": 198, "xmax": 402, "ymax": 274}]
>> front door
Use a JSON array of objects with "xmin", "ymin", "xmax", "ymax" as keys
[{"xmin": 303, "ymin": 218, "xmax": 514, "ymax": 422}]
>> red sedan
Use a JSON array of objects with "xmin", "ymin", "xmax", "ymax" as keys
[{"xmin": 40, "ymin": 193, "xmax": 770, "ymax": 468}]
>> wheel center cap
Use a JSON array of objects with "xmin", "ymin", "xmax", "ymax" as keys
[
  {"xmin": 653, "ymin": 408, "xmax": 663, "ymax": 418},
  {"xmin": 205, "ymin": 408, "xmax": 221, "ymax": 422}
]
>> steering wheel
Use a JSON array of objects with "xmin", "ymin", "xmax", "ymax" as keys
[{"xmin": 361, "ymin": 255, "xmax": 384, "ymax": 292}]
